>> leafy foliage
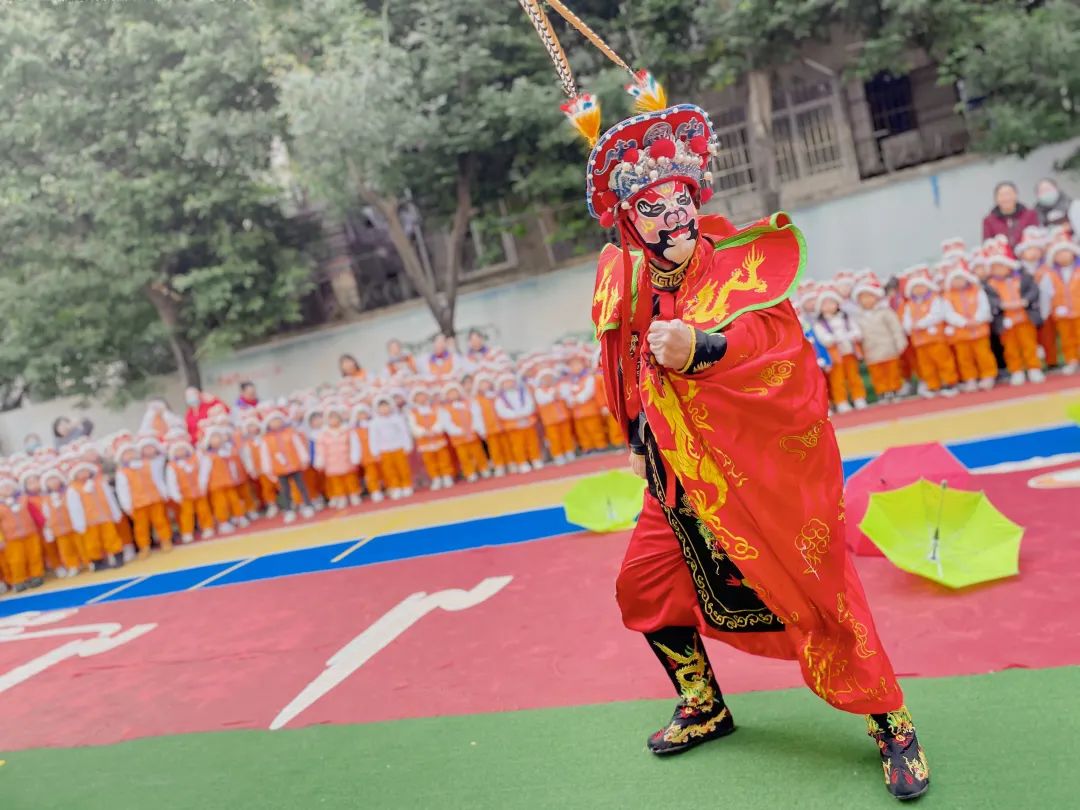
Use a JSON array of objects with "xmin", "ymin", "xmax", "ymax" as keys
[{"xmin": 0, "ymin": 1, "xmax": 315, "ymax": 398}]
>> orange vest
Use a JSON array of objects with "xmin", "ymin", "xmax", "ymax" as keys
[
  {"xmin": 567, "ymin": 375, "xmax": 600, "ymax": 420},
  {"xmin": 906, "ymin": 296, "xmax": 945, "ymax": 347},
  {"xmin": 443, "ymin": 402, "xmax": 478, "ymax": 446},
  {"xmin": 119, "ymin": 464, "xmax": 164, "ymax": 510},
  {"xmin": 945, "ymin": 287, "xmax": 990, "ymax": 342},
  {"xmin": 387, "ymin": 355, "xmax": 418, "ymax": 376},
  {"xmin": 427, "ymin": 354, "xmax": 455, "ymax": 378},
  {"xmin": 40, "ymin": 491, "xmax": 74, "ymax": 537},
  {"xmin": 207, "ymin": 451, "xmax": 243, "ymax": 490},
  {"xmin": 71, "ymin": 477, "xmax": 114, "ymax": 527},
  {"xmin": 169, "ymin": 458, "xmax": 204, "ymax": 501},
  {"xmin": 0, "ymin": 495, "xmax": 38, "ymax": 540},
  {"xmin": 1047, "ymin": 264, "xmax": 1080, "ymax": 318},
  {"xmin": 412, "ymin": 408, "xmax": 448, "ymax": 453},
  {"xmin": 263, "ymin": 429, "xmax": 304, "ymax": 476},
  {"xmin": 475, "ymin": 396, "xmax": 504, "ymax": 435},
  {"xmin": 535, "ymin": 388, "xmax": 570, "ymax": 427},
  {"xmin": 987, "ymin": 275, "xmax": 1029, "ymax": 325},
  {"xmin": 150, "ymin": 411, "xmax": 170, "ymax": 438}
]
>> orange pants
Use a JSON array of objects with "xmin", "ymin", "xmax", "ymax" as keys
[
  {"xmin": 866, "ymin": 358, "xmax": 903, "ymax": 397},
  {"xmin": 914, "ymin": 342, "xmax": 959, "ymax": 391},
  {"xmin": 507, "ymin": 426, "xmax": 542, "ymax": 466},
  {"xmin": 324, "ymin": 472, "xmax": 360, "ymax": 499},
  {"xmin": 0, "ymin": 551, "xmax": 10, "ymax": 586},
  {"xmin": 379, "ymin": 450, "xmax": 413, "ymax": 490},
  {"xmin": 573, "ymin": 414, "xmax": 607, "ymax": 451},
  {"xmin": 420, "ymin": 447, "xmax": 455, "ymax": 481},
  {"xmin": 132, "ymin": 503, "xmax": 172, "ymax": 551},
  {"xmin": 451, "ymin": 440, "xmax": 489, "ymax": 478},
  {"xmin": 210, "ymin": 487, "xmax": 246, "ymax": 523},
  {"xmin": 485, "ymin": 432, "xmax": 512, "ymax": 469},
  {"xmin": 178, "ymin": 497, "xmax": 214, "ymax": 536},
  {"xmin": 54, "ymin": 533, "xmax": 86, "ymax": 571},
  {"xmin": 81, "ymin": 522, "xmax": 123, "ymax": 561},
  {"xmin": 543, "ymin": 421, "xmax": 576, "ymax": 458},
  {"xmin": 1056, "ymin": 317, "xmax": 1080, "ymax": 364},
  {"xmin": 606, "ymin": 413, "xmax": 623, "ymax": 447},
  {"xmin": 257, "ymin": 475, "xmax": 277, "ymax": 507},
  {"xmin": 899, "ymin": 345, "xmax": 916, "ymax": 382},
  {"xmin": 362, "ymin": 461, "xmax": 383, "ymax": 495},
  {"xmin": 42, "ymin": 536, "xmax": 60, "ymax": 571},
  {"xmin": 951, "ymin": 338, "xmax": 998, "ymax": 382},
  {"xmin": 4, "ymin": 533, "xmax": 46, "ymax": 585},
  {"xmin": 827, "ymin": 354, "xmax": 866, "ymax": 405},
  {"xmin": 1039, "ymin": 317, "xmax": 1058, "ymax": 366},
  {"xmin": 1000, "ymin": 322, "xmax": 1041, "ymax": 373},
  {"xmin": 237, "ymin": 481, "xmax": 257, "ymax": 515},
  {"xmin": 118, "ymin": 516, "xmax": 133, "ymax": 545}
]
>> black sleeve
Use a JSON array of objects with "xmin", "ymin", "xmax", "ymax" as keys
[
  {"xmin": 681, "ymin": 329, "xmax": 728, "ymax": 374},
  {"xmin": 627, "ymin": 414, "xmax": 645, "ymax": 456}
]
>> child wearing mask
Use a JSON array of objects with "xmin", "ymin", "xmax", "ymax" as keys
[{"xmin": 1042, "ymin": 237, "xmax": 1080, "ymax": 374}]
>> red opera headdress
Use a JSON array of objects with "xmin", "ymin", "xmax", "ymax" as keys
[{"xmin": 518, "ymin": 0, "xmax": 717, "ymax": 228}]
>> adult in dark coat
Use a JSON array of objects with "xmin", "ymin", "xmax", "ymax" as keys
[{"xmin": 982, "ymin": 181, "xmax": 1039, "ymax": 248}]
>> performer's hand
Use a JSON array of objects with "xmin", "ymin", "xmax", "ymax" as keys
[
  {"xmin": 628, "ymin": 452, "xmax": 646, "ymax": 479},
  {"xmin": 647, "ymin": 320, "xmax": 693, "ymax": 370}
]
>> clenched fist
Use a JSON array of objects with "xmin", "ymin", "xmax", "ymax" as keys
[
  {"xmin": 629, "ymin": 451, "xmax": 647, "ymax": 479},
  {"xmin": 647, "ymin": 319, "xmax": 694, "ymax": 370}
]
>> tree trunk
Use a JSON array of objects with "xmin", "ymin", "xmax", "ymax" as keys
[
  {"xmin": 348, "ymin": 155, "xmax": 475, "ymax": 339},
  {"xmin": 747, "ymin": 68, "xmax": 781, "ymax": 216},
  {"xmin": 145, "ymin": 283, "xmax": 202, "ymax": 389}
]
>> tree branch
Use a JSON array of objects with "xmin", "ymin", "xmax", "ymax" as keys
[{"xmin": 441, "ymin": 152, "xmax": 476, "ymax": 333}]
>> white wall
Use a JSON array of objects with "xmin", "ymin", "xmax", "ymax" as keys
[
  {"xmin": 790, "ymin": 138, "xmax": 1079, "ymax": 279},
  {"xmin": 0, "ymin": 139, "xmax": 1075, "ymax": 449}
]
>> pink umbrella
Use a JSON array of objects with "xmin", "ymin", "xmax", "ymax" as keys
[{"xmin": 845, "ymin": 442, "xmax": 974, "ymax": 556}]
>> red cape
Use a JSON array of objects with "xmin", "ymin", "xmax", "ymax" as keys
[{"xmin": 595, "ymin": 213, "xmax": 903, "ymax": 714}]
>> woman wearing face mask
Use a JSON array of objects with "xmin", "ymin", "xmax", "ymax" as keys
[
  {"xmin": 1034, "ymin": 178, "xmax": 1080, "ymax": 235},
  {"xmin": 183, "ymin": 387, "xmax": 229, "ymax": 443},
  {"xmin": 982, "ymin": 181, "xmax": 1039, "ymax": 249}
]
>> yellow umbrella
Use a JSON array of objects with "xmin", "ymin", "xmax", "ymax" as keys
[
  {"xmin": 859, "ymin": 480, "xmax": 1023, "ymax": 589},
  {"xmin": 562, "ymin": 470, "xmax": 645, "ymax": 533}
]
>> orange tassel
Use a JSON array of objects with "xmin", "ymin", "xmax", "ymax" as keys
[
  {"xmin": 625, "ymin": 70, "xmax": 667, "ymax": 114},
  {"xmin": 561, "ymin": 93, "xmax": 602, "ymax": 148}
]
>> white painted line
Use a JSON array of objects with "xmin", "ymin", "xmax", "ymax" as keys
[
  {"xmin": 331, "ymin": 537, "xmax": 374, "ymax": 564},
  {"xmin": 188, "ymin": 558, "xmax": 254, "ymax": 590},
  {"xmin": 85, "ymin": 576, "xmax": 150, "ymax": 605}
]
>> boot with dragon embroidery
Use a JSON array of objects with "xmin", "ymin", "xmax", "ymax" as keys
[
  {"xmin": 644, "ymin": 627, "xmax": 734, "ymax": 756},
  {"xmin": 867, "ymin": 707, "xmax": 930, "ymax": 800}
]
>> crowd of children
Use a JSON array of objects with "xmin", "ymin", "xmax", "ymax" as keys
[
  {"xmin": 797, "ymin": 224, "xmax": 1079, "ymax": 412},
  {"xmin": 3, "ymin": 221, "xmax": 1076, "ymax": 594},
  {"xmin": 0, "ymin": 340, "xmax": 624, "ymax": 595}
]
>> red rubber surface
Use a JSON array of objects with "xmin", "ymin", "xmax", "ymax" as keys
[{"xmin": 0, "ymin": 463, "xmax": 1075, "ymax": 752}]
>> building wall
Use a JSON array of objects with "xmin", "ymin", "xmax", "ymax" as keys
[{"xmin": 0, "ymin": 139, "xmax": 1075, "ymax": 450}]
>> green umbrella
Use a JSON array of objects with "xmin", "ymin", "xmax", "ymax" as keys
[
  {"xmin": 1067, "ymin": 399, "xmax": 1080, "ymax": 427},
  {"xmin": 563, "ymin": 470, "xmax": 646, "ymax": 533},
  {"xmin": 859, "ymin": 479, "xmax": 1023, "ymax": 589}
]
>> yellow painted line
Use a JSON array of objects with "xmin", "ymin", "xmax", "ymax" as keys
[
  {"xmin": 17, "ymin": 384, "xmax": 1075, "ymax": 602},
  {"xmin": 835, "ymin": 386, "xmax": 1075, "ymax": 458}
]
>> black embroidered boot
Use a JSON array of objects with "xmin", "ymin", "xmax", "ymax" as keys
[
  {"xmin": 867, "ymin": 707, "xmax": 930, "ymax": 800},
  {"xmin": 644, "ymin": 627, "xmax": 734, "ymax": 756}
]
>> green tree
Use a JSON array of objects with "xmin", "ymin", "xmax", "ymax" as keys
[
  {"xmin": 270, "ymin": 0, "xmax": 569, "ymax": 336},
  {"xmin": 0, "ymin": 1, "xmax": 314, "ymax": 399},
  {"xmin": 851, "ymin": 0, "xmax": 1079, "ymax": 167}
]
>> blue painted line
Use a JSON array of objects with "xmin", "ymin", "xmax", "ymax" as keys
[
  {"xmin": 841, "ymin": 424, "xmax": 1080, "ymax": 481},
  {"xmin": 206, "ymin": 540, "xmax": 358, "ymax": 588},
  {"xmin": 0, "ymin": 578, "xmax": 138, "ymax": 616},
  {"xmin": 97, "ymin": 562, "xmax": 239, "ymax": 602},
  {"xmin": 348, "ymin": 508, "xmax": 578, "ymax": 568},
  {"xmin": 0, "ymin": 423, "xmax": 1072, "ymax": 617}
]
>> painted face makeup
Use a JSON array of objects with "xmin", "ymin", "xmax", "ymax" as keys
[{"xmin": 627, "ymin": 181, "xmax": 699, "ymax": 267}]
